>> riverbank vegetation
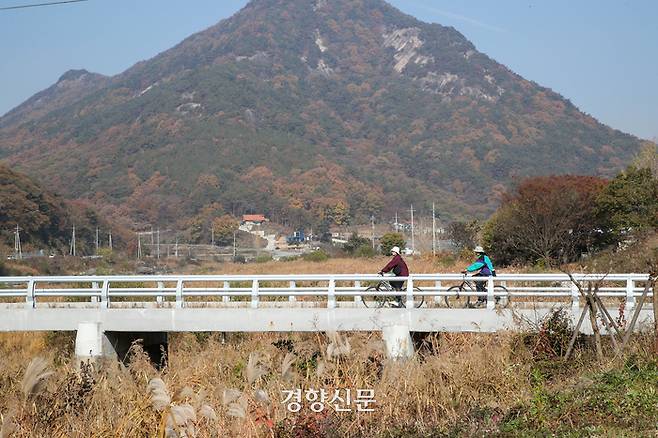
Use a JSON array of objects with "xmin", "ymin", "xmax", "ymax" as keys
[{"xmin": 0, "ymin": 324, "xmax": 656, "ymax": 437}]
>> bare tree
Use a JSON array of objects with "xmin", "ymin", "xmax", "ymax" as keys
[{"xmin": 563, "ymin": 272, "xmax": 609, "ymax": 361}]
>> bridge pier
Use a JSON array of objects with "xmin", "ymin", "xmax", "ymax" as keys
[
  {"xmin": 74, "ymin": 322, "xmax": 117, "ymax": 363},
  {"xmin": 382, "ymin": 325, "xmax": 414, "ymax": 358}
]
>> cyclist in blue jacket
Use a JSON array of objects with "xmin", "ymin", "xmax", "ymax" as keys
[{"xmin": 461, "ymin": 246, "xmax": 496, "ymax": 307}]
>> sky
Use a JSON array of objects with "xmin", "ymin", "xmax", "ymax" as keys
[{"xmin": 0, "ymin": 0, "xmax": 656, "ymax": 140}]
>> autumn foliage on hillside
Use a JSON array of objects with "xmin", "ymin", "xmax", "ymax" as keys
[
  {"xmin": 0, "ymin": 164, "xmax": 120, "ymax": 254},
  {"xmin": 0, "ymin": 0, "xmax": 645, "ymax": 229}
]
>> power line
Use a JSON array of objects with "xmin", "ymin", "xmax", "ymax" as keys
[{"xmin": 0, "ymin": 0, "xmax": 89, "ymax": 11}]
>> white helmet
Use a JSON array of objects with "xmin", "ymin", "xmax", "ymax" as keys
[
  {"xmin": 391, "ymin": 246, "xmax": 401, "ymax": 255},
  {"xmin": 474, "ymin": 246, "xmax": 485, "ymax": 253}
]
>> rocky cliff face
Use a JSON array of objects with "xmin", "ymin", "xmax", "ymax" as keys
[{"xmin": 0, "ymin": 0, "xmax": 643, "ymax": 228}]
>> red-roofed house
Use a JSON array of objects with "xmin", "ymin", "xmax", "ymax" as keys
[{"xmin": 242, "ymin": 214, "xmax": 268, "ymax": 226}]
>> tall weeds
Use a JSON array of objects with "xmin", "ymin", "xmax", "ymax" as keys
[{"xmin": 0, "ymin": 330, "xmax": 655, "ymax": 437}]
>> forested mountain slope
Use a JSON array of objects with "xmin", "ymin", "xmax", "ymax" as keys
[
  {"xmin": 0, "ymin": 164, "xmax": 111, "ymax": 254},
  {"xmin": 0, "ymin": 0, "xmax": 645, "ymax": 229}
]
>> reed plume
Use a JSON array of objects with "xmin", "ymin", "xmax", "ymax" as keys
[
  {"xmin": 147, "ymin": 378, "xmax": 171, "ymax": 411},
  {"xmin": 21, "ymin": 357, "xmax": 53, "ymax": 399}
]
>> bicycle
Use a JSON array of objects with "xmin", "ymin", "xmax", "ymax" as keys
[
  {"xmin": 444, "ymin": 275, "xmax": 510, "ymax": 308},
  {"xmin": 361, "ymin": 276, "xmax": 425, "ymax": 308}
]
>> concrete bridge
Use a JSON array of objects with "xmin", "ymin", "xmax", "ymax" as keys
[{"xmin": 0, "ymin": 273, "xmax": 654, "ymax": 359}]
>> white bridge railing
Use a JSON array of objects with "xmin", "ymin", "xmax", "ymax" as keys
[{"xmin": 0, "ymin": 273, "xmax": 653, "ymax": 311}]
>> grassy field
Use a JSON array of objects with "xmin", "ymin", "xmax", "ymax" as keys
[
  {"xmin": 174, "ymin": 252, "xmax": 543, "ymax": 278},
  {"xmin": 0, "ymin": 322, "xmax": 656, "ymax": 437}
]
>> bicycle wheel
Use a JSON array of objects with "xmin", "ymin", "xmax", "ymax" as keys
[
  {"xmin": 411, "ymin": 287, "xmax": 425, "ymax": 308},
  {"xmin": 494, "ymin": 285, "xmax": 510, "ymax": 308},
  {"xmin": 361, "ymin": 285, "xmax": 387, "ymax": 308},
  {"xmin": 445, "ymin": 285, "xmax": 472, "ymax": 308}
]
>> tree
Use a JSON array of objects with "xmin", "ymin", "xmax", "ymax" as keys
[
  {"xmin": 212, "ymin": 215, "xmax": 239, "ymax": 245},
  {"xmin": 184, "ymin": 203, "xmax": 225, "ymax": 244},
  {"xmin": 595, "ymin": 166, "xmax": 658, "ymax": 240},
  {"xmin": 483, "ymin": 176, "xmax": 610, "ymax": 266},
  {"xmin": 343, "ymin": 233, "xmax": 371, "ymax": 255},
  {"xmin": 633, "ymin": 141, "xmax": 658, "ymax": 177},
  {"xmin": 379, "ymin": 233, "xmax": 405, "ymax": 256},
  {"xmin": 447, "ymin": 220, "xmax": 481, "ymax": 251},
  {"xmin": 331, "ymin": 201, "xmax": 350, "ymax": 226}
]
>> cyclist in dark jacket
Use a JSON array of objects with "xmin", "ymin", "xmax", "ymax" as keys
[
  {"xmin": 462, "ymin": 246, "xmax": 495, "ymax": 306},
  {"xmin": 379, "ymin": 246, "xmax": 409, "ymax": 291}
]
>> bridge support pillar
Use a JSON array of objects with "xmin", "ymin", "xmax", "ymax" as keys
[
  {"xmin": 74, "ymin": 322, "xmax": 117, "ymax": 363},
  {"xmin": 382, "ymin": 325, "xmax": 414, "ymax": 359}
]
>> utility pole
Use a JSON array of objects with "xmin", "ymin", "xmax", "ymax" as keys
[
  {"xmin": 370, "ymin": 215, "xmax": 375, "ymax": 249},
  {"xmin": 14, "ymin": 225, "xmax": 22, "ymax": 260},
  {"xmin": 137, "ymin": 233, "xmax": 142, "ymax": 259},
  {"xmin": 95, "ymin": 227, "xmax": 100, "ymax": 254},
  {"xmin": 211, "ymin": 227, "xmax": 215, "ymax": 246},
  {"xmin": 70, "ymin": 225, "xmax": 76, "ymax": 257},
  {"xmin": 175, "ymin": 238, "xmax": 179, "ymax": 258},
  {"xmin": 108, "ymin": 230, "xmax": 113, "ymax": 250},
  {"xmin": 394, "ymin": 212, "xmax": 399, "ymax": 232},
  {"xmin": 233, "ymin": 231, "xmax": 237, "ymax": 261},
  {"xmin": 156, "ymin": 228, "xmax": 160, "ymax": 259},
  {"xmin": 150, "ymin": 226, "xmax": 154, "ymax": 245},
  {"xmin": 410, "ymin": 205, "xmax": 415, "ymax": 255},
  {"xmin": 432, "ymin": 202, "xmax": 436, "ymax": 257}
]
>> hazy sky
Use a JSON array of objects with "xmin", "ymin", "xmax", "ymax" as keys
[{"xmin": 1, "ymin": 0, "xmax": 656, "ymax": 140}]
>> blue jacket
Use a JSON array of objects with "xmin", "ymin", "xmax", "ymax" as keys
[{"xmin": 466, "ymin": 254, "xmax": 495, "ymax": 276}]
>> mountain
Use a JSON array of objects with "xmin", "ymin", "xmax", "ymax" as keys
[
  {"xmin": 0, "ymin": 163, "xmax": 116, "ymax": 254},
  {"xmin": 0, "ymin": 69, "xmax": 108, "ymax": 130},
  {"xmin": 0, "ymin": 0, "xmax": 645, "ymax": 232}
]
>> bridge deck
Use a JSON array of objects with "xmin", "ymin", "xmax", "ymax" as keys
[
  {"xmin": 0, "ymin": 304, "xmax": 654, "ymax": 334},
  {"xmin": 0, "ymin": 273, "xmax": 653, "ymax": 334}
]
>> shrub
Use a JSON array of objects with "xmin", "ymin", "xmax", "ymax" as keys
[
  {"xmin": 342, "ymin": 233, "xmax": 371, "ymax": 255},
  {"xmin": 354, "ymin": 244, "xmax": 376, "ymax": 258},
  {"xmin": 379, "ymin": 233, "xmax": 405, "ymax": 256},
  {"xmin": 255, "ymin": 254, "xmax": 273, "ymax": 263},
  {"xmin": 529, "ymin": 308, "xmax": 575, "ymax": 360},
  {"xmin": 595, "ymin": 166, "xmax": 658, "ymax": 240},
  {"xmin": 302, "ymin": 249, "xmax": 329, "ymax": 262}
]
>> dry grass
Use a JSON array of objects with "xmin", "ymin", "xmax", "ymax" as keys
[
  {"xmin": 178, "ymin": 255, "xmax": 459, "ymax": 276},
  {"xmin": 0, "ymin": 328, "xmax": 655, "ymax": 437}
]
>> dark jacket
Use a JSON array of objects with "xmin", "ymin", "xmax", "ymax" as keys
[{"xmin": 381, "ymin": 254, "xmax": 409, "ymax": 277}]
